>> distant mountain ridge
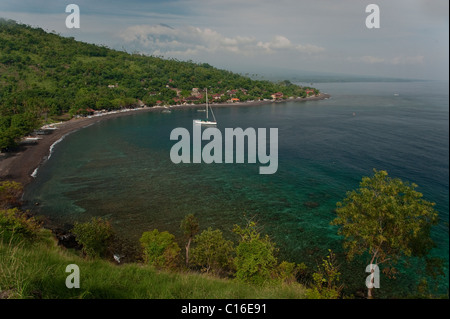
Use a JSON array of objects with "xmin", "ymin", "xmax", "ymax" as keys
[{"xmin": 245, "ymin": 66, "xmax": 423, "ymax": 83}]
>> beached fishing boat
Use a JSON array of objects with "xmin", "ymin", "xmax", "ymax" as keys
[{"xmin": 20, "ymin": 136, "xmax": 42, "ymax": 145}]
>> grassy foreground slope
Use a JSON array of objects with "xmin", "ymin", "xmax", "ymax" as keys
[{"xmin": 0, "ymin": 229, "xmax": 306, "ymax": 299}]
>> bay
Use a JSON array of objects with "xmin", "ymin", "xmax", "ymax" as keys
[{"xmin": 24, "ymin": 80, "xmax": 449, "ymax": 297}]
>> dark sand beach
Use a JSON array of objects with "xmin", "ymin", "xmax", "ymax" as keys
[{"xmin": 0, "ymin": 93, "xmax": 330, "ymax": 190}]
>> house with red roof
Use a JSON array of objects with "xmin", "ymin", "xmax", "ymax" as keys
[{"xmin": 271, "ymin": 92, "xmax": 284, "ymax": 100}]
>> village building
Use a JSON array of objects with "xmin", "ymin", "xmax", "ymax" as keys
[{"xmin": 271, "ymin": 92, "xmax": 284, "ymax": 100}]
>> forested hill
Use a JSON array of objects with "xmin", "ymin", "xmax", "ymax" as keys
[{"xmin": 0, "ymin": 18, "xmax": 317, "ymax": 150}]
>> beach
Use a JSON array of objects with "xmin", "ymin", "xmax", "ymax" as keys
[{"xmin": 0, "ymin": 93, "xmax": 330, "ymax": 190}]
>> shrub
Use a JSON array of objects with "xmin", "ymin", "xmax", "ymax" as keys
[
  {"xmin": 140, "ymin": 229, "xmax": 180, "ymax": 269},
  {"xmin": 191, "ymin": 227, "xmax": 234, "ymax": 275},
  {"xmin": 72, "ymin": 217, "xmax": 114, "ymax": 258},
  {"xmin": 0, "ymin": 208, "xmax": 41, "ymax": 242},
  {"xmin": 277, "ymin": 261, "xmax": 301, "ymax": 284},
  {"xmin": 233, "ymin": 221, "xmax": 278, "ymax": 285},
  {"xmin": 305, "ymin": 250, "xmax": 343, "ymax": 299},
  {"xmin": 0, "ymin": 181, "xmax": 23, "ymax": 209}
]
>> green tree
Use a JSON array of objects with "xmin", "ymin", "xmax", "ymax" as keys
[
  {"xmin": 331, "ymin": 169, "xmax": 440, "ymax": 298},
  {"xmin": 140, "ymin": 229, "xmax": 180, "ymax": 269},
  {"xmin": 0, "ymin": 128, "xmax": 17, "ymax": 151},
  {"xmin": 72, "ymin": 217, "xmax": 114, "ymax": 259},
  {"xmin": 180, "ymin": 214, "xmax": 199, "ymax": 267},
  {"xmin": 10, "ymin": 113, "xmax": 38, "ymax": 136},
  {"xmin": 191, "ymin": 227, "xmax": 234, "ymax": 275},
  {"xmin": 95, "ymin": 97, "xmax": 112, "ymax": 110},
  {"xmin": 233, "ymin": 221, "xmax": 278, "ymax": 285}
]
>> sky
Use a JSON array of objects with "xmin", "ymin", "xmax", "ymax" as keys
[{"xmin": 0, "ymin": 0, "xmax": 448, "ymax": 80}]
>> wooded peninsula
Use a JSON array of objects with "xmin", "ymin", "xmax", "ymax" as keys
[{"xmin": 0, "ymin": 18, "xmax": 318, "ymax": 151}]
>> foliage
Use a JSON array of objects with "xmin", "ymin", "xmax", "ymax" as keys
[
  {"xmin": 331, "ymin": 169, "xmax": 441, "ymax": 297},
  {"xmin": 140, "ymin": 229, "xmax": 180, "ymax": 269},
  {"xmin": 0, "ymin": 208, "xmax": 41, "ymax": 242},
  {"xmin": 180, "ymin": 214, "xmax": 199, "ymax": 239},
  {"xmin": 191, "ymin": 227, "xmax": 235, "ymax": 275},
  {"xmin": 180, "ymin": 213, "xmax": 199, "ymax": 266},
  {"xmin": 277, "ymin": 261, "xmax": 303, "ymax": 285},
  {"xmin": 232, "ymin": 221, "xmax": 278, "ymax": 285},
  {"xmin": 0, "ymin": 181, "xmax": 23, "ymax": 209},
  {"xmin": 0, "ymin": 235, "xmax": 307, "ymax": 299},
  {"xmin": 305, "ymin": 250, "xmax": 343, "ymax": 299},
  {"xmin": 72, "ymin": 217, "xmax": 114, "ymax": 258}
]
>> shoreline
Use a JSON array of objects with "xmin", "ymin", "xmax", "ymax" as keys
[{"xmin": 0, "ymin": 93, "xmax": 330, "ymax": 190}]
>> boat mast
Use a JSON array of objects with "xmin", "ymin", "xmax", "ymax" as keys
[{"xmin": 206, "ymin": 88, "xmax": 209, "ymax": 120}]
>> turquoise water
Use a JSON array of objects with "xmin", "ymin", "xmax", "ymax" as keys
[{"xmin": 24, "ymin": 81, "xmax": 449, "ymax": 297}]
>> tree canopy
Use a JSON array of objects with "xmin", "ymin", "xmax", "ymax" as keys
[{"xmin": 331, "ymin": 169, "xmax": 441, "ymax": 298}]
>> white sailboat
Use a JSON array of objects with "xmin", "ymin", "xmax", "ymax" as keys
[{"xmin": 194, "ymin": 88, "xmax": 217, "ymax": 125}]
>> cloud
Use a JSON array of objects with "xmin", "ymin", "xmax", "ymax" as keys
[
  {"xmin": 359, "ymin": 56, "xmax": 387, "ymax": 64},
  {"xmin": 118, "ymin": 24, "xmax": 325, "ymax": 57},
  {"xmin": 257, "ymin": 35, "xmax": 293, "ymax": 51},
  {"xmin": 295, "ymin": 43, "xmax": 326, "ymax": 54},
  {"xmin": 354, "ymin": 55, "xmax": 424, "ymax": 65},
  {"xmin": 390, "ymin": 55, "xmax": 424, "ymax": 65},
  {"xmin": 257, "ymin": 36, "xmax": 325, "ymax": 54}
]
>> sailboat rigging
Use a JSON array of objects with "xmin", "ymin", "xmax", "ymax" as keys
[{"xmin": 194, "ymin": 88, "xmax": 217, "ymax": 125}]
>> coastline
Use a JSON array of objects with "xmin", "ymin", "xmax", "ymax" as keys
[{"xmin": 0, "ymin": 93, "xmax": 330, "ymax": 190}]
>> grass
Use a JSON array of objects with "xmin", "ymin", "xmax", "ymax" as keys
[{"xmin": 0, "ymin": 230, "xmax": 307, "ymax": 299}]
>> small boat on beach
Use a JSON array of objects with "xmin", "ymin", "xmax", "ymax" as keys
[
  {"xmin": 20, "ymin": 136, "xmax": 42, "ymax": 145},
  {"xmin": 24, "ymin": 136, "xmax": 42, "ymax": 141},
  {"xmin": 41, "ymin": 126, "xmax": 58, "ymax": 130}
]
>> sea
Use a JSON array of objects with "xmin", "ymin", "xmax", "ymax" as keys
[{"xmin": 24, "ymin": 80, "xmax": 449, "ymax": 297}]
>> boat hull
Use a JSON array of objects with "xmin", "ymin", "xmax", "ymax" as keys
[{"xmin": 194, "ymin": 119, "xmax": 217, "ymax": 125}]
